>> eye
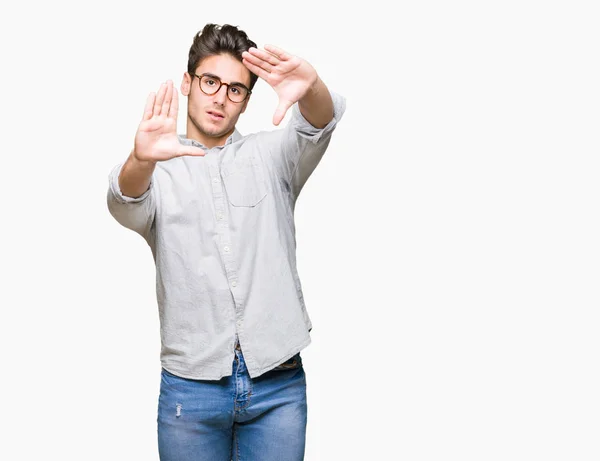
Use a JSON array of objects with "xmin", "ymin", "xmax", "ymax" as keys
[
  {"xmin": 230, "ymin": 86, "xmax": 241, "ymax": 95},
  {"xmin": 206, "ymin": 79, "xmax": 217, "ymax": 86}
]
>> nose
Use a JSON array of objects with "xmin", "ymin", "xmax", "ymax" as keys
[{"xmin": 213, "ymin": 84, "xmax": 228, "ymax": 105}]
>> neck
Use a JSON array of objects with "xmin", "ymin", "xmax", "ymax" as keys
[{"xmin": 186, "ymin": 118, "xmax": 235, "ymax": 149}]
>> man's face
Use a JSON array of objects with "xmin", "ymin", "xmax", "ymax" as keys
[{"xmin": 181, "ymin": 53, "xmax": 252, "ymax": 146}]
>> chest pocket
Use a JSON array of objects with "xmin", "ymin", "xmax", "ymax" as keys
[{"xmin": 221, "ymin": 154, "xmax": 267, "ymax": 207}]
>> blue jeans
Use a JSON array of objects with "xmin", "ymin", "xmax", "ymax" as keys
[{"xmin": 157, "ymin": 346, "xmax": 307, "ymax": 461}]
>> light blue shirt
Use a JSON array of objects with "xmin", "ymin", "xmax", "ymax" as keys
[{"xmin": 107, "ymin": 91, "xmax": 346, "ymax": 379}]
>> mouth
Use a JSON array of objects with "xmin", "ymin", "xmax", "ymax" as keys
[{"xmin": 207, "ymin": 110, "xmax": 225, "ymax": 121}]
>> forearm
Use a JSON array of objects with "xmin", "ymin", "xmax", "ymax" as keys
[
  {"xmin": 119, "ymin": 149, "xmax": 157, "ymax": 198},
  {"xmin": 298, "ymin": 76, "xmax": 334, "ymax": 129}
]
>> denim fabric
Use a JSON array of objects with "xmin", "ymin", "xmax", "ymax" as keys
[{"xmin": 157, "ymin": 345, "xmax": 307, "ymax": 460}]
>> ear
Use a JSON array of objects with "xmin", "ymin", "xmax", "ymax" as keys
[
  {"xmin": 181, "ymin": 72, "xmax": 192, "ymax": 96},
  {"xmin": 240, "ymin": 95, "xmax": 251, "ymax": 114}
]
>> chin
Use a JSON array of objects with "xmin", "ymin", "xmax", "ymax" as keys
[
  {"xmin": 209, "ymin": 127, "xmax": 232, "ymax": 138},
  {"xmin": 199, "ymin": 122, "xmax": 224, "ymax": 136}
]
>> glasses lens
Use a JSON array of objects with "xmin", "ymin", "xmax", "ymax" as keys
[
  {"xmin": 200, "ymin": 76, "xmax": 220, "ymax": 95},
  {"xmin": 228, "ymin": 85, "xmax": 248, "ymax": 103}
]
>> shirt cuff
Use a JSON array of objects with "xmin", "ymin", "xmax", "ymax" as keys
[
  {"xmin": 291, "ymin": 90, "xmax": 346, "ymax": 144},
  {"xmin": 108, "ymin": 163, "xmax": 153, "ymax": 204}
]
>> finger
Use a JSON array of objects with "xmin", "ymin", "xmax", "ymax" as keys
[
  {"xmin": 154, "ymin": 83, "xmax": 167, "ymax": 116},
  {"xmin": 242, "ymin": 51, "xmax": 274, "ymax": 73},
  {"xmin": 264, "ymin": 44, "xmax": 291, "ymax": 61},
  {"xmin": 273, "ymin": 100, "xmax": 293, "ymax": 126},
  {"xmin": 176, "ymin": 145, "xmax": 206, "ymax": 157},
  {"xmin": 161, "ymin": 81, "xmax": 173, "ymax": 117},
  {"xmin": 242, "ymin": 58, "xmax": 270, "ymax": 81},
  {"xmin": 142, "ymin": 92, "xmax": 156, "ymax": 121},
  {"xmin": 247, "ymin": 46, "xmax": 280, "ymax": 66},
  {"xmin": 168, "ymin": 86, "xmax": 179, "ymax": 120}
]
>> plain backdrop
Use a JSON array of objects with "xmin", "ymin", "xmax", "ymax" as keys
[{"xmin": 1, "ymin": 0, "xmax": 599, "ymax": 460}]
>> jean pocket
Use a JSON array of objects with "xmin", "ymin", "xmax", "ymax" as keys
[
  {"xmin": 221, "ymin": 154, "xmax": 267, "ymax": 207},
  {"xmin": 272, "ymin": 353, "xmax": 302, "ymax": 371}
]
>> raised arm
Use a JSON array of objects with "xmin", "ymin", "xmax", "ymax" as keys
[
  {"xmin": 107, "ymin": 80, "xmax": 205, "ymax": 238},
  {"xmin": 120, "ymin": 80, "xmax": 206, "ymax": 198},
  {"xmin": 243, "ymin": 44, "xmax": 345, "ymax": 201}
]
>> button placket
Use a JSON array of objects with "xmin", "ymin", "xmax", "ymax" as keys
[{"xmin": 208, "ymin": 161, "xmax": 244, "ymax": 341}]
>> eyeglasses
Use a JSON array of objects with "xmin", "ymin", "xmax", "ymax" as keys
[{"xmin": 193, "ymin": 73, "xmax": 251, "ymax": 103}]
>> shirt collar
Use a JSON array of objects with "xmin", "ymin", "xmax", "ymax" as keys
[{"xmin": 178, "ymin": 128, "xmax": 242, "ymax": 149}]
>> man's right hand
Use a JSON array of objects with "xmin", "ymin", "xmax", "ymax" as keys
[{"xmin": 134, "ymin": 80, "xmax": 205, "ymax": 163}]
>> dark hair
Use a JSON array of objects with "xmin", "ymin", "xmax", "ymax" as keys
[{"xmin": 187, "ymin": 23, "xmax": 258, "ymax": 90}]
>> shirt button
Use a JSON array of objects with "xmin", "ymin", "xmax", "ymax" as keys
[
  {"xmin": 213, "ymin": 177, "xmax": 219, "ymax": 183},
  {"xmin": 217, "ymin": 213, "xmax": 224, "ymax": 220},
  {"xmin": 224, "ymin": 246, "xmax": 230, "ymax": 253},
  {"xmin": 231, "ymin": 281, "xmax": 238, "ymax": 288}
]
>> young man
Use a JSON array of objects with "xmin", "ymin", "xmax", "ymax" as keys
[{"xmin": 107, "ymin": 23, "xmax": 345, "ymax": 460}]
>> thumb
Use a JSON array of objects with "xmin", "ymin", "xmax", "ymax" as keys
[
  {"xmin": 176, "ymin": 145, "xmax": 206, "ymax": 158},
  {"xmin": 273, "ymin": 99, "xmax": 293, "ymax": 126}
]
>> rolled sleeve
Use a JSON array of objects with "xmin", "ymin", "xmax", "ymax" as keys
[
  {"xmin": 290, "ymin": 91, "xmax": 346, "ymax": 145},
  {"xmin": 108, "ymin": 163, "xmax": 154, "ymax": 204},
  {"xmin": 106, "ymin": 163, "xmax": 156, "ymax": 239},
  {"xmin": 278, "ymin": 90, "xmax": 346, "ymax": 198}
]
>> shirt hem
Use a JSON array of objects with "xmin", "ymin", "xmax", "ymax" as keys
[
  {"xmin": 247, "ymin": 336, "xmax": 312, "ymax": 379},
  {"xmin": 160, "ymin": 362, "xmax": 233, "ymax": 381}
]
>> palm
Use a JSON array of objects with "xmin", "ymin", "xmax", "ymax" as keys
[
  {"xmin": 269, "ymin": 59, "xmax": 314, "ymax": 106},
  {"xmin": 242, "ymin": 45, "xmax": 318, "ymax": 125},
  {"xmin": 134, "ymin": 80, "xmax": 205, "ymax": 162},
  {"xmin": 135, "ymin": 116, "xmax": 181, "ymax": 161}
]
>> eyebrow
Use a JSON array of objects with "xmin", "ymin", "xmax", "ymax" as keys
[{"xmin": 202, "ymin": 72, "xmax": 249, "ymax": 89}]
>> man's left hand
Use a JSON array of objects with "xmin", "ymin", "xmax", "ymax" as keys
[{"xmin": 242, "ymin": 45, "xmax": 318, "ymax": 126}]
